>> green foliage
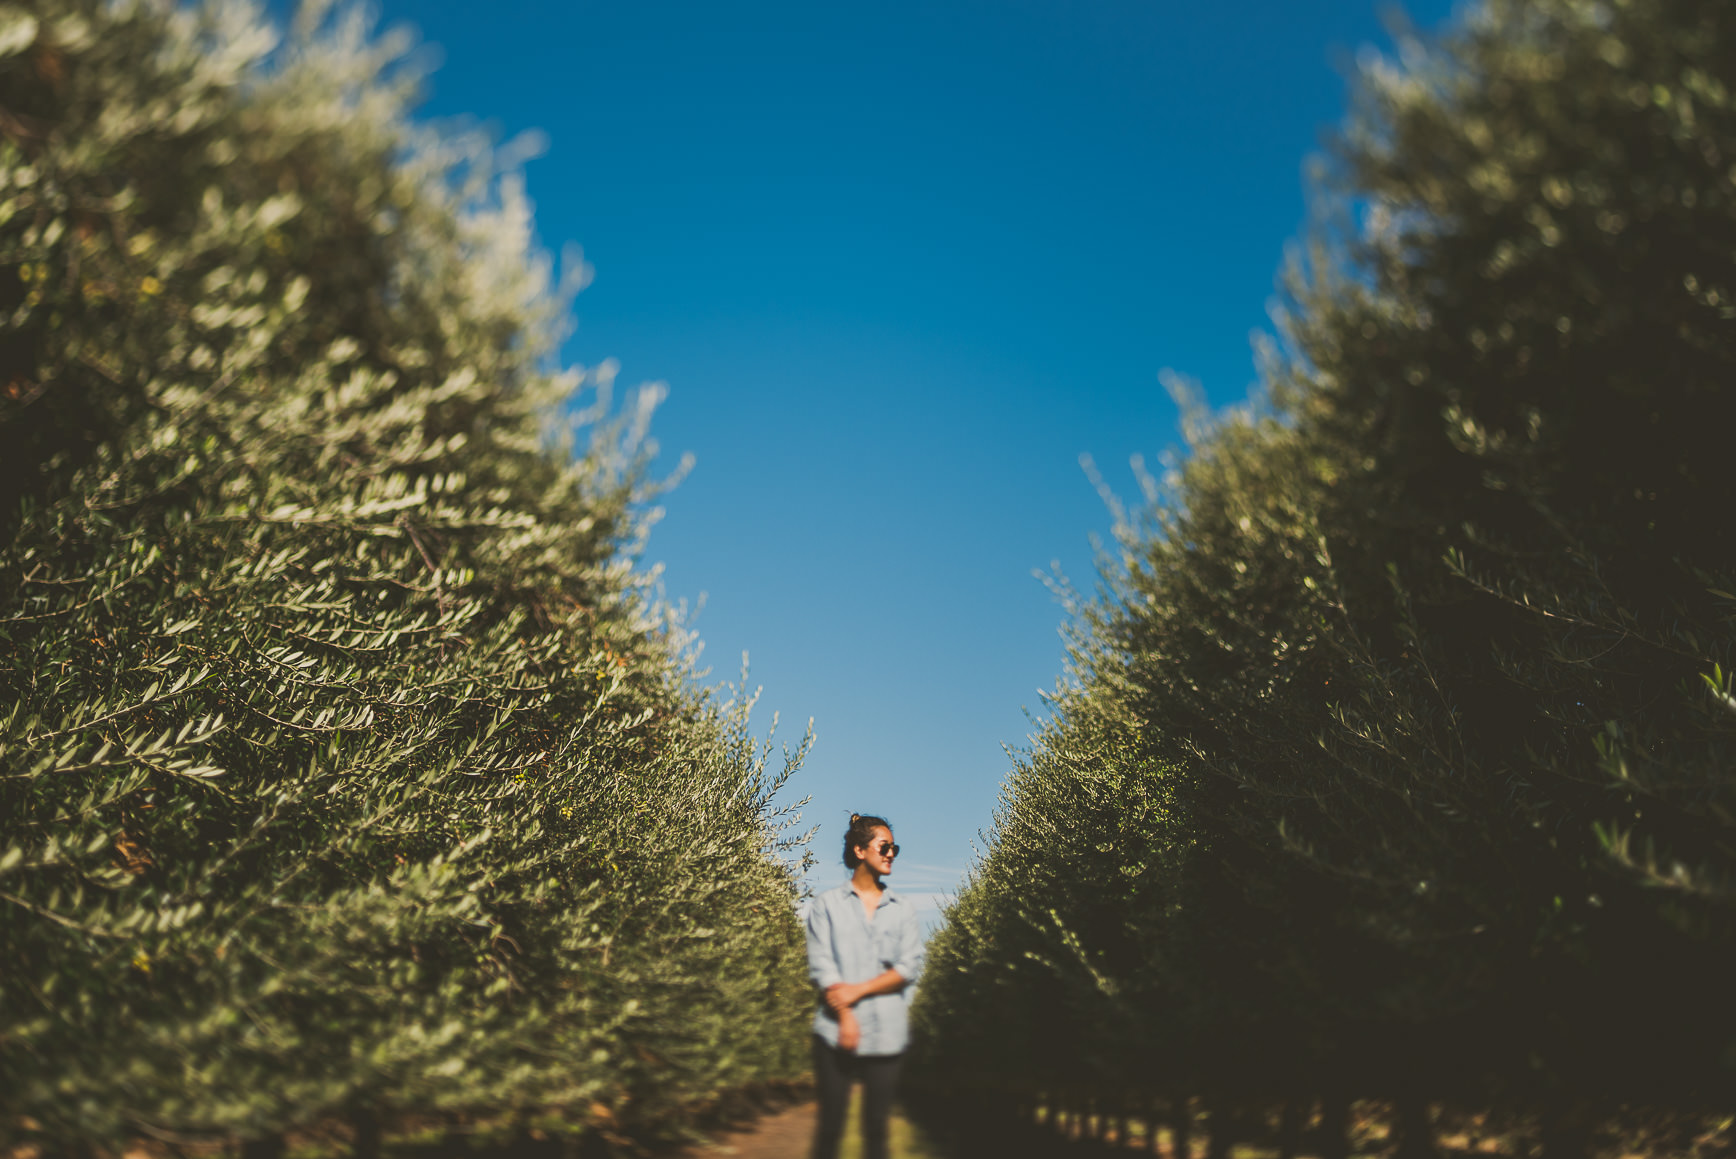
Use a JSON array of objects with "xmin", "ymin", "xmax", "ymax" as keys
[
  {"xmin": 0, "ymin": 0, "xmax": 810, "ymax": 1147},
  {"xmin": 917, "ymin": 0, "xmax": 1736, "ymax": 1113}
]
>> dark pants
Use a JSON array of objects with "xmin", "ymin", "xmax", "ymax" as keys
[{"xmin": 811, "ymin": 1035, "xmax": 902, "ymax": 1159}]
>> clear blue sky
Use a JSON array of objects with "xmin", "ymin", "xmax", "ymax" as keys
[{"xmin": 344, "ymin": 0, "xmax": 1458, "ymax": 918}]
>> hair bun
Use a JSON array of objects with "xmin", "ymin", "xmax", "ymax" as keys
[{"xmin": 849, "ymin": 813, "xmax": 861, "ymax": 823}]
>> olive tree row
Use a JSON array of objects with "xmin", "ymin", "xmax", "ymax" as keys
[
  {"xmin": 915, "ymin": 0, "xmax": 1736, "ymax": 1142},
  {"xmin": 0, "ymin": 1, "xmax": 810, "ymax": 1149}
]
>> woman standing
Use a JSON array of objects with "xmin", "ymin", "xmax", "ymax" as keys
[{"xmin": 804, "ymin": 813, "xmax": 925, "ymax": 1159}]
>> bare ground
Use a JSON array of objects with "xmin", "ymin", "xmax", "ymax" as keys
[{"xmin": 675, "ymin": 1101, "xmax": 817, "ymax": 1159}]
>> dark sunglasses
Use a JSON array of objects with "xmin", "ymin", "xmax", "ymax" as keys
[{"xmin": 875, "ymin": 841, "xmax": 900, "ymax": 858}]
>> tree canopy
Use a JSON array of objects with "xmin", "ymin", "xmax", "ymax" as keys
[
  {"xmin": 0, "ymin": 0, "xmax": 810, "ymax": 1147},
  {"xmin": 915, "ymin": 0, "xmax": 1736, "ymax": 1125}
]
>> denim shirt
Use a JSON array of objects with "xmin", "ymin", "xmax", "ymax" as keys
[{"xmin": 805, "ymin": 880, "xmax": 925, "ymax": 1056}]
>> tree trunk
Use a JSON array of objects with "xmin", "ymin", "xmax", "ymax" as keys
[
  {"xmin": 350, "ymin": 1110, "xmax": 381, "ymax": 1159},
  {"xmin": 1171, "ymin": 1095, "xmax": 1193, "ymax": 1159},
  {"xmin": 1318, "ymin": 1093, "xmax": 1350, "ymax": 1159},
  {"xmin": 1278, "ymin": 1100, "xmax": 1303, "ymax": 1159},
  {"xmin": 1540, "ymin": 1101, "xmax": 1593, "ymax": 1159},
  {"xmin": 1206, "ymin": 1097, "xmax": 1233, "ymax": 1159},
  {"xmin": 1393, "ymin": 1095, "xmax": 1435, "ymax": 1159},
  {"xmin": 438, "ymin": 1113, "xmax": 471, "ymax": 1159}
]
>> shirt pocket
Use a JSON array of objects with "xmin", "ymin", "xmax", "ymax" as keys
[{"xmin": 874, "ymin": 918, "xmax": 898, "ymax": 969}]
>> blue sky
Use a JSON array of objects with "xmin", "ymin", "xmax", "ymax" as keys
[{"xmin": 349, "ymin": 0, "xmax": 1458, "ymax": 920}]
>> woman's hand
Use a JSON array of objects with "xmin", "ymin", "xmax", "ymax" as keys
[
  {"xmin": 828, "ymin": 970, "xmax": 907, "ymax": 1014},
  {"xmin": 838, "ymin": 1007, "xmax": 861, "ymax": 1053}
]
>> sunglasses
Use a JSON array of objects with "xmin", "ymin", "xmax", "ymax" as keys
[{"xmin": 874, "ymin": 842, "xmax": 900, "ymax": 858}]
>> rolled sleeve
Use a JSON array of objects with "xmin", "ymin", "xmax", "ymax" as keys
[
  {"xmin": 892, "ymin": 903, "xmax": 924, "ymax": 985},
  {"xmin": 805, "ymin": 897, "xmax": 844, "ymax": 991}
]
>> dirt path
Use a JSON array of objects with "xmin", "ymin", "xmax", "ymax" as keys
[
  {"xmin": 674, "ymin": 1100, "xmax": 1198, "ymax": 1159},
  {"xmin": 674, "ymin": 1098, "xmax": 959, "ymax": 1159},
  {"xmin": 675, "ymin": 1101, "xmax": 816, "ymax": 1159}
]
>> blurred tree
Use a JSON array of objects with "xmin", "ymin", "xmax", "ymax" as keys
[
  {"xmin": 916, "ymin": 0, "xmax": 1736, "ymax": 1122},
  {"xmin": 0, "ymin": 0, "xmax": 810, "ymax": 1149}
]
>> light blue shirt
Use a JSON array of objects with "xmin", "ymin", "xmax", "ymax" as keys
[{"xmin": 805, "ymin": 880, "xmax": 925, "ymax": 1056}]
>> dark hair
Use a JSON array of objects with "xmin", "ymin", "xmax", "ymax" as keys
[{"xmin": 843, "ymin": 813, "xmax": 892, "ymax": 869}]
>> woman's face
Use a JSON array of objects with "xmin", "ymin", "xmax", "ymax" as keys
[{"xmin": 855, "ymin": 826, "xmax": 897, "ymax": 876}]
